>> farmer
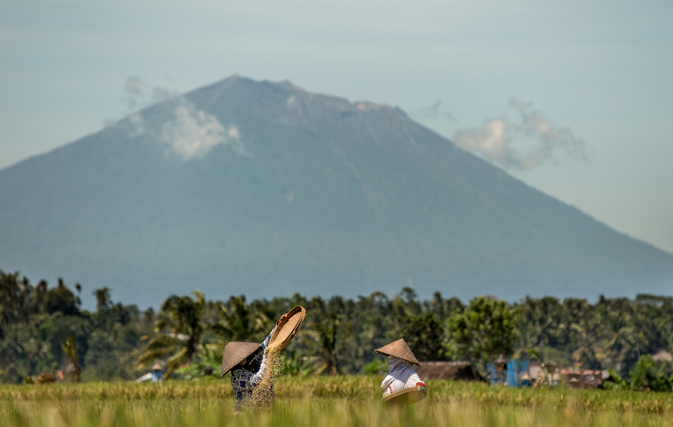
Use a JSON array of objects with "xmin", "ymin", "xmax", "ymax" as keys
[
  {"xmin": 151, "ymin": 363, "xmax": 164, "ymax": 382},
  {"xmin": 133, "ymin": 362, "xmax": 165, "ymax": 383},
  {"xmin": 375, "ymin": 338, "xmax": 427, "ymax": 398},
  {"xmin": 221, "ymin": 314, "xmax": 288, "ymax": 413}
]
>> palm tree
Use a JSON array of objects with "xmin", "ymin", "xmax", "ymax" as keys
[
  {"xmin": 305, "ymin": 313, "xmax": 351, "ymax": 375},
  {"xmin": 557, "ymin": 298, "xmax": 589, "ymax": 346},
  {"xmin": 93, "ymin": 287, "xmax": 112, "ymax": 310},
  {"xmin": 601, "ymin": 298, "xmax": 636, "ymax": 372},
  {"xmin": 61, "ymin": 335, "xmax": 80, "ymax": 382},
  {"xmin": 0, "ymin": 271, "xmax": 29, "ymax": 333},
  {"xmin": 570, "ymin": 311, "xmax": 604, "ymax": 368},
  {"xmin": 604, "ymin": 324, "xmax": 635, "ymax": 372},
  {"xmin": 137, "ymin": 291, "xmax": 207, "ymax": 375},
  {"xmin": 515, "ymin": 322, "xmax": 540, "ymax": 359},
  {"xmin": 390, "ymin": 287, "xmax": 422, "ymax": 318},
  {"xmin": 211, "ymin": 295, "xmax": 272, "ymax": 343},
  {"xmin": 516, "ymin": 296, "xmax": 561, "ymax": 357}
]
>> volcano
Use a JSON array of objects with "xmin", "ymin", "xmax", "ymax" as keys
[{"xmin": 1, "ymin": 76, "xmax": 671, "ymax": 306}]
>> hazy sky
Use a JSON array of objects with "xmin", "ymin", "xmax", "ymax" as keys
[{"xmin": 1, "ymin": 0, "xmax": 672, "ymax": 253}]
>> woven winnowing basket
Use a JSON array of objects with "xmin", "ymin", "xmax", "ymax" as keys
[
  {"xmin": 268, "ymin": 306, "xmax": 306, "ymax": 351},
  {"xmin": 381, "ymin": 386, "xmax": 428, "ymax": 405}
]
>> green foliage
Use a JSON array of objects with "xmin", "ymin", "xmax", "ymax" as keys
[
  {"xmin": 629, "ymin": 355, "xmax": 672, "ymax": 392},
  {"xmin": 528, "ymin": 349, "xmax": 541, "ymax": 360},
  {"xmin": 394, "ymin": 312, "xmax": 446, "ymax": 361},
  {"xmin": 304, "ymin": 312, "xmax": 351, "ymax": 375},
  {"xmin": 446, "ymin": 296, "xmax": 520, "ymax": 372},
  {"xmin": 61, "ymin": 335, "xmax": 79, "ymax": 365},
  {"xmin": 60, "ymin": 335, "xmax": 80, "ymax": 382},
  {"xmin": 362, "ymin": 358, "xmax": 386, "ymax": 375},
  {"xmin": 602, "ymin": 369, "xmax": 628, "ymax": 391},
  {"xmin": 0, "ymin": 270, "xmax": 154, "ymax": 383},
  {"xmin": 174, "ymin": 344, "xmax": 220, "ymax": 380},
  {"xmin": 630, "ymin": 355, "xmax": 657, "ymax": 391},
  {"xmin": 4, "ymin": 269, "xmax": 673, "ymax": 388},
  {"xmin": 652, "ymin": 375, "xmax": 673, "ymax": 393},
  {"xmin": 281, "ymin": 348, "xmax": 311, "ymax": 377},
  {"xmin": 211, "ymin": 295, "xmax": 273, "ymax": 343},
  {"xmin": 42, "ymin": 279, "xmax": 81, "ymax": 316},
  {"xmin": 138, "ymin": 291, "xmax": 207, "ymax": 375},
  {"xmin": 93, "ymin": 287, "xmax": 112, "ymax": 310}
]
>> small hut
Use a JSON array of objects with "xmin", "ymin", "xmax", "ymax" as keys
[
  {"xmin": 652, "ymin": 349, "xmax": 673, "ymax": 363},
  {"xmin": 561, "ymin": 368, "xmax": 609, "ymax": 389}
]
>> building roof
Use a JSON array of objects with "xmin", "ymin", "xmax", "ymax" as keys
[
  {"xmin": 561, "ymin": 368, "xmax": 609, "ymax": 389},
  {"xmin": 652, "ymin": 349, "xmax": 673, "ymax": 362}
]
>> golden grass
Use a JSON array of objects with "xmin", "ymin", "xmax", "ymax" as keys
[{"xmin": 1, "ymin": 377, "xmax": 673, "ymax": 426}]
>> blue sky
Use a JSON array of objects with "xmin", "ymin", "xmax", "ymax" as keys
[{"xmin": 1, "ymin": 0, "xmax": 672, "ymax": 253}]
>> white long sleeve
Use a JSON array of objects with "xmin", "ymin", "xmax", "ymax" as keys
[
  {"xmin": 381, "ymin": 356, "xmax": 423, "ymax": 394},
  {"xmin": 250, "ymin": 353, "xmax": 268, "ymax": 385}
]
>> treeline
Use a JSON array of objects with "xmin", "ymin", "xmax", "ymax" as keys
[{"xmin": 1, "ymin": 270, "xmax": 672, "ymax": 384}]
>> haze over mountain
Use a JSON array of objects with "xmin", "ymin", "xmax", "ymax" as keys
[{"xmin": 1, "ymin": 76, "xmax": 671, "ymax": 307}]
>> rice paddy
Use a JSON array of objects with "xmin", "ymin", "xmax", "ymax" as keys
[{"xmin": 2, "ymin": 377, "xmax": 673, "ymax": 427}]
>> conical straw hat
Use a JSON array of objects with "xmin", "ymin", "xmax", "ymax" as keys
[
  {"xmin": 375, "ymin": 338, "xmax": 420, "ymax": 366},
  {"xmin": 220, "ymin": 342, "xmax": 261, "ymax": 376},
  {"xmin": 268, "ymin": 306, "xmax": 306, "ymax": 351}
]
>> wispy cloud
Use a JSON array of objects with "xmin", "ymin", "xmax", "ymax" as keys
[
  {"xmin": 105, "ymin": 76, "xmax": 179, "ymax": 129},
  {"xmin": 116, "ymin": 76, "xmax": 248, "ymax": 161},
  {"xmin": 122, "ymin": 75, "xmax": 176, "ymax": 111},
  {"xmin": 412, "ymin": 100, "xmax": 456, "ymax": 123},
  {"xmin": 454, "ymin": 98, "xmax": 586, "ymax": 170},
  {"xmin": 160, "ymin": 101, "xmax": 247, "ymax": 161},
  {"xmin": 127, "ymin": 113, "xmax": 145, "ymax": 137}
]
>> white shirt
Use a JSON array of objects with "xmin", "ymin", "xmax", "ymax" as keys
[{"xmin": 381, "ymin": 356, "xmax": 424, "ymax": 396}]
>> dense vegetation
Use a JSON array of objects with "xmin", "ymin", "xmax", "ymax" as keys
[{"xmin": 1, "ymin": 269, "xmax": 672, "ymax": 386}]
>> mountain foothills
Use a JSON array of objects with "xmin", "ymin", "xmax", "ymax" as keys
[{"xmin": 0, "ymin": 76, "xmax": 671, "ymax": 305}]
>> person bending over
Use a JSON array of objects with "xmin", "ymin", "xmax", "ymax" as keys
[
  {"xmin": 375, "ymin": 338, "xmax": 427, "ymax": 397},
  {"xmin": 221, "ymin": 314, "xmax": 287, "ymax": 413}
]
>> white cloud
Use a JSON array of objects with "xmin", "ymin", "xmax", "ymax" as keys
[
  {"xmin": 118, "ymin": 75, "xmax": 247, "ymax": 160},
  {"xmin": 454, "ymin": 98, "xmax": 586, "ymax": 170},
  {"xmin": 455, "ymin": 118, "xmax": 508, "ymax": 160},
  {"xmin": 160, "ymin": 101, "xmax": 248, "ymax": 160},
  {"xmin": 128, "ymin": 113, "xmax": 145, "ymax": 137}
]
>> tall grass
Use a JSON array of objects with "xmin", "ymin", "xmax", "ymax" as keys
[{"xmin": 2, "ymin": 377, "xmax": 673, "ymax": 426}]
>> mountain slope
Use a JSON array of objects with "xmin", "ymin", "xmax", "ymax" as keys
[{"xmin": 1, "ymin": 76, "xmax": 671, "ymax": 306}]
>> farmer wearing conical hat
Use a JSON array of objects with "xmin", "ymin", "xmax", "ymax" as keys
[
  {"xmin": 151, "ymin": 363, "xmax": 164, "ymax": 383},
  {"xmin": 375, "ymin": 338, "xmax": 427, "ymax": 399},
  {"xmin": 221, "ymin": 319, "xmax": 281, "ymax": 413},
  {"xmin": 222, "ymin": 309, "xmax": 307, "ymax": 414}
]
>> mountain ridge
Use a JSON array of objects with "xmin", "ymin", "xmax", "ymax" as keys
[{"xmin": 1, "ymin": 76, "xmax": 671, "ymax": 307}]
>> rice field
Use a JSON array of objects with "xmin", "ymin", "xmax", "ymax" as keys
[{"xmin": 1, "ymin": 377, "xmax": 673, "ymax": 427}]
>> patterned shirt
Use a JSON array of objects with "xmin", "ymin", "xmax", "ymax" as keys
[{"xmin": 230, "ymin": 325, "xmax": 277, "ymax": 412}]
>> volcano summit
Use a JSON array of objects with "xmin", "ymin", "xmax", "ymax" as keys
[{"xmin": 1, "ymin": 76, "xmax": 671, "ymax": 306}]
